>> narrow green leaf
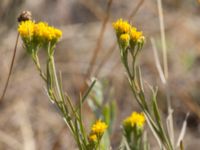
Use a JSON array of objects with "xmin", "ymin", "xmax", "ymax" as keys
[{"xmin": 82, "ymin": 79, "xmax": 96, "ymax": 103}]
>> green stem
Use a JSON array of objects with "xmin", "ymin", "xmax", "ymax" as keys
[
  {"xmin": 32, "ymin": 54, "xmax": 47, "ymax": 81},
  {"xmin": 49, "ymin": 56, "xmax": 63, "ymax": 101}
]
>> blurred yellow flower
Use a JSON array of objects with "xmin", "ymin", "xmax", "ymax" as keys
[
  {"xmin": 18, "ymin": 20, "xmax": 62, "ymax": 42},
  {"xmin": 130, "ymin": 28, "xmax": 144, "ymax": 42},
  {"xmin": 91, "ymin": 120, "xmax": 108, "ymax": 135},
  {"xmin": 34, "ymin": 22, "xmax": 48, "ymax": 38},
  {"xmin": 123, "ymin": 112, "xmax": 145, "ymax": 128},
  {"xmin": 120, "ymin": 33, "xmax": 130, "ymax": 49},
  {"xmin": 120, "ymin": 33, "xmax": 130, "ymax": 43},
  {"xmin": 18, "ymin": 20, "xmax": 35, "ymax": 38},
  {"xmin": 34, "ymin": 22, "xmax": 62, "ymax": 41},
  {"xmin": 88, "ymin": 134, "xmax": 97, "ymax": 142},
  {"xmin": 112, "ymin": 18, "xmax": 131, "ymax": 34},
  {"xmin": 113, "ymin": 18, "xmax": 145, "ymax": 47}
]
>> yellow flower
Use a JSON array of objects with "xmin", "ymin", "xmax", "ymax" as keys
[
  {"xmin": 34, "ymin": 22, "xmax": 62, "ymax": 41},
  {"xmin": 34, "ymin": 22, "xmax": 48, "ymax": 38},
  {"xmin": 18, "ymin": 20, "xmax": 35, "ymax": 38},
  {"xmin": 123, "ymin": 112, "xmax": 145, "ymax": 128},
  {"xmin": 120, "ymin": 33, "xmax": 130, "ymax": 43},
  {"xmin": 113, "ymin": 18, "xmax": 145, "ymax": 46},
  {"xmin": 88, "ymin": 134, "xmax": 97, "ymax": 142},
  {"xmin": 18, "ymin": 20, "xmax": 62, "ymax": 42},
  {"xmin": 130, "ymin": 28, "xmax": 144, "ymax": 42},
  {"xmin": 119, "ymin": 33, "xmax": 130, "ymax": 49},
  {"xmin": 112, "ymin": 18, "xmax": 131, "ymax": 34},
  {"xmin": 91, "ymin": 120, "xmax": 108, "ymax": 135}
]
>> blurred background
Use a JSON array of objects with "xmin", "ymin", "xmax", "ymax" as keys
[{"xmin": 0, "ymin": 0, "xmax": 200, "ymax": 149}]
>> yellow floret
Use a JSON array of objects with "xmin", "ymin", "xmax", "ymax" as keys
[
  {"xmin": 18, "ymin": 20, "xmax": 35, "ymax": 38},
  {"xmin": 54, "ymin": 28, "xmax": 62, "ymax": 39},
  {"xmin": 130, "ymin": 28, "xmax": 144, "ymax": 41},
  {"xmin": 34, "ymin": 22, "xmax": 62, "ymax": 41},
  {"xmin": 88, "ymin": 134, "xmax": 97, "ymax": 142},
  {"xmin": 91, "ymin": 120, "xmax": 108, "ymax": 135},
  {"xmin": 112, "ymin": 18, "xmax": 131, "ymax": 34},
  {"xmin": 120, "ymin": 33, "xmax": 130, "ymax": 43},
  {"xmin": 123, "ymin": 112, "xmax": 145, "ymax": 128},
  {"xmin": 34, "ymin": 22, "xmax": 48, "ymax": 38}
]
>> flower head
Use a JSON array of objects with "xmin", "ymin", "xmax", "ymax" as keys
[
  {"xmin": 18, "ymin": 20, "xmax": 62, "ymax": 53},
  {"xmin": 34, "ymin": 22, "xmax": 62, "ymax": 42},
  {"xmin": 88, "ymin": 134, "xmax": 97, "ymax": 143},
  {"xmin": 91, "ymin": 120, "xmax": 108, "ymax": 135},
  {"xmin": 113, "ymin": 18, "xmax": 145, "ymax": 51},
  {"xmin": 18, "ymin": 11, "xmax": 32, "ymax": 22},
  {"xmin": 18, "ymin": 20, "xmax": 62, "ymax": 42},
  {"xmin": 112, "ymin": 18, "xmax": 131, "ymax": 35},
  {"xmin": 120, "ymin": 33, "xmax": 130, "ymax": 42},
  {"xmin": 123, "ymin": 112, "xmax": 145, "ymax": 128},
  {"xmin": 130, "ymin": 28, "xmax": 144, "ymax": 42},
  {"xmin": 18, "ymin": 20, "xmax": 35, "ymax": 39},
  {"xmin": 120, "ymin": 33, "xmax": 130, "ymax": 49}
]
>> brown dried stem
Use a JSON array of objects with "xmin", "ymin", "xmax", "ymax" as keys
[{"xmin": 0, "ymin": 32, "xmax": 19, "ymax": 103}]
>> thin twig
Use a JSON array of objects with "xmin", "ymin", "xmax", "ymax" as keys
[
  {"xmin": 79, "ymin": 0, "xmax": 107, "ymax": 21},
  {"xmin": 85, "ymin": 0, "xmax": 113, "ymax": 79},
  {"xmin": 0, "ymin": 32, "xmax": 19, "ymax": 103},
  {"xmin": 128, "ymin": 0, "xmax": 145, "ymax": 20}
]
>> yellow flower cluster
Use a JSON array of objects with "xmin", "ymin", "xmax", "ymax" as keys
[
  {"xmin": 112, "ymin": 18, "xmax": 131, "ymax": 34},
  {"xmin": 88, "ymin": 134, "xmax": 97, "ymax": 142},
  {"xmin": 91, "ymin": 120, "xmax": 108, "ymax": 135},
  {"xmin": 123, "ymin": 112, "xmax": 145, "ymax": 128},
  {"xmin": 18, "ymin": 20, "xmax": 35, "ymax": 38},
  {"xmin": 18, "ymin": 20, "xmax": 62, "ymax": 42},
  {"xmin": 112, "ymin": 18, "xmax": 144, "ymax": 43},
  {"xmin": 130, "ymin": 28, "xmax": 143, "ymax": 42},
  {"xmin": 88, "ymin": 120, "xmax": 107, "ymax": 143},
  {"xmin": 34, "ymin": 22, "xmax": 62, "ymax": 41}
]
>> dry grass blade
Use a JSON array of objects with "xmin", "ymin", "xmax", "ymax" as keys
[
  {"xmin": 166, "ymin": 108, "xmax": 175, "ymax": 149},
  {"xmin": 156, "ymin": 1, "xmax": 175, "ymax": 147},
  {"xmin": 79, "ymin": 0, "xmax": 108, "ymax": 22},
  {"xmin": 0, "ymin": 33, "xmax": 19, "ymax": 103},
  {"xmin": 176, "ymin": 113, "xmax": 189, "ymax": 148},
  {"xmin": 144, "ymin": 114, "xmax": 162, "ymax": 149},
  {"xmin": 85, "ymin": 0, "xmax": 113, "ymax": 79},
  {"xmin": 157, "ymin": 0, "xmax": 168, "ymax": 79},
  {"xmin": 128, "ymin": 0, "xmax": 145, "ymax": 20},
  {"xmin": 150, "ymin": 37, "xmax": 166, "ymax": 84}
]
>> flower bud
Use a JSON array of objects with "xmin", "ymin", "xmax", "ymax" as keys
[{"xmin": 119, "ymin": 33, "xmax": 130, "ymax": 50}]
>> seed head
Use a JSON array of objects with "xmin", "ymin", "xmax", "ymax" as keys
[{"xmin": 18, "ymin": 11, "xmax": 32, "ymax": 22}]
